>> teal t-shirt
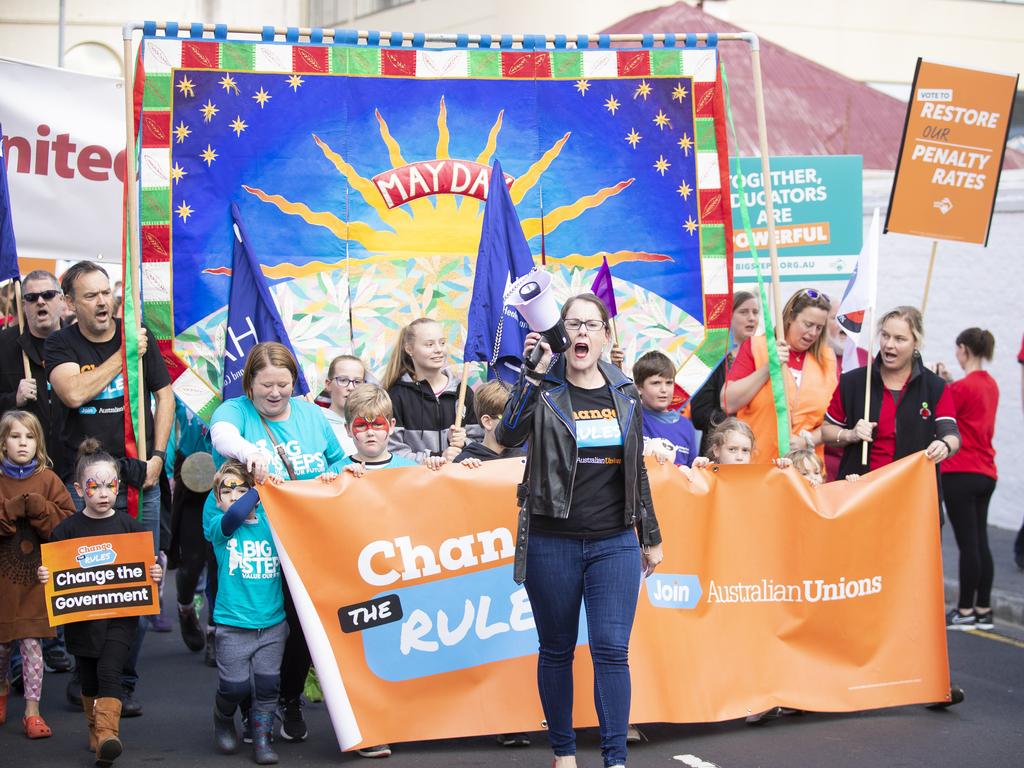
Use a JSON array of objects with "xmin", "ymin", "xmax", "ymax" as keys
[
  {"xmin": 205, "ymin": 396, "xmax": 345, "ymax": 530},
  {"xmin": 205, "ymin": 504, "xmax": 285, "ymax": 629}
]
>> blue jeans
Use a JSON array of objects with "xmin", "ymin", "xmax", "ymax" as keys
[
  {"xmin": 524, "ymin": 529, "xmax": 641, "ymax": 768},
  {"xmin": 65, "ymin": 481, "xmax": 161, "ymax": 692}
]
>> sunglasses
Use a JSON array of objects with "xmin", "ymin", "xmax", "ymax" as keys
[
  {"xmin": 797, "ymin": 288, "xmax": 831, "ymax": 307},
  {"xmin": 350, "ymin": 416, "xmax": 390, "ymax": 433},
  {"xmin": 23, "ymin": 290, "xmax": 61, "ymax": 303}
]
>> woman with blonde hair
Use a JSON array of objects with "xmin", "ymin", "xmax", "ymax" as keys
[{"xmin": 722, "ymin": 288, "xmax": 836, "ymax": 463}]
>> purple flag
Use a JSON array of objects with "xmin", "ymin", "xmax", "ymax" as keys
[
  {"xmin": 0, "ymin": 123, "xmax": 20, "ymax": 283},
  {"xmin": 590, "ymin": 255, "xmax": 618, "ymax": 317}
]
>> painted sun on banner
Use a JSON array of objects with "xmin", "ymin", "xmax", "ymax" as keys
[{"xmin": 134, "ymin": 38, "xmax": 734, "ymax": 419}]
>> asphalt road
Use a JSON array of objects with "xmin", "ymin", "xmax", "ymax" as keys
[{"xmin": 3, "ymin": 594, "xmax": 1022, "ymax": 768}]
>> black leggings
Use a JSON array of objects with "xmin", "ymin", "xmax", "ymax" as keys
[
  {"xmin": 942, "ymin": 472, "xmax": 996, "ymax": 611},
  {"xmin": 279, "ymin": 583, "xmax": 311, "ymax": 702},
  {"xmin": 78, "ymin": 638, "xmax": 133, "ymax": 699},
  {"xmin": 172, "ymin": 459, "xmax": 218, "ymax": 619}
]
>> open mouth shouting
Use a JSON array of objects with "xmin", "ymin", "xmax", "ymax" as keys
[{"xmin": 573, "ymin": 340, "xmax": 591, "ymax": 360}]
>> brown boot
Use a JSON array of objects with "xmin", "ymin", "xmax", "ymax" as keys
[
  {"xmin": 82, "ymin": 695, "xmax": 98, "ymax": 752},
  {"xmin": 93, "ymin": 697, "xmax": 123, "ymax": 766}
]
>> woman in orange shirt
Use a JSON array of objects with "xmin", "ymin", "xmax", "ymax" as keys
[{"xmin": 721, "ymin": 289, "xmax": 836, "ymax": 463}]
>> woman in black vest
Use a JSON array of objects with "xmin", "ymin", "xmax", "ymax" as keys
[{"xmin": 820, "ymin": 306, "xmax": 960, "ymax": 477}]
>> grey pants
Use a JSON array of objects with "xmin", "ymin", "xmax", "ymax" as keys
[{"xmin": 215, "ymin": 620, "xmax": 289, "ymax": 713}]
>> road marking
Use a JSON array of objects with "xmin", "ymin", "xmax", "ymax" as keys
[
  {"xmin": 674, "ymin": 755, "xmax": 721, "ymax": 768},
  {"xmin": 965, "ymin": 629, "xmax": 1024, "ymax": 650}
]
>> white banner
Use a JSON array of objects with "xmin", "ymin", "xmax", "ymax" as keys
[{"xmin": 0, "ymin": 57, "xmax": 124, "ymax": 265}]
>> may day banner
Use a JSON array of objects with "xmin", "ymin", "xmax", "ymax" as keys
[
  {"xmin": 730, "ymin": 154, "xmax": 863, "ymax": 284},
  {"xmin": 259, "ymin": 453, "xmax": 950, "ymax": 751},
  {"xmin": 131, "ymin": 34, "xmax": 734, "ymax": 419}
]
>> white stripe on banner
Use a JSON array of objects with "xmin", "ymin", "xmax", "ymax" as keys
[{"xmin": 270, "ymin": 529, "xmax": 363, "ymax": 750}]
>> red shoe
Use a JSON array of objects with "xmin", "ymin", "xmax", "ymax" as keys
[{"xmin": 24, "ymin": 714, "xmax": 53, "ymax": 739}]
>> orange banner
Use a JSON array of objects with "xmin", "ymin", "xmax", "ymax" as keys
[
  {"xmin": 259, "ymin": 452, "xmax": 950, "ymax": 751},
  {"xmin": 40, "ymin": 532, "xmax": 159, "ymax": 627},
  {"xmin": 886, "ymin": 59, "xmax": 1019, "ymax": 245}
]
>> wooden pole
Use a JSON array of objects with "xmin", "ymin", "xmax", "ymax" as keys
[
  {"xmin": 123, "ymin": 33, "xmax": 147, "ymax": 461},
  {"xmin": 454, "ymin": 361, "xmax": 470, "ymax": 430},
  {"xmin": 13, "ymin": 279, "xmax": 32, "ymax": 379},
  {"xmin": 920, "ymin": 240, "xmax": 938, "ymax": 317},
  {"xmin": 860, "ymin": 305, "xmax": 874, "ymax": 466},
  {"xmin": 749, "ymin": 45, "xmax": 784, "ymax": 336}
]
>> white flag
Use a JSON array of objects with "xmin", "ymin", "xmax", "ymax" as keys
[{"xmin": 836, "ymin": 208, "xmax": 880, "ymax": 373}]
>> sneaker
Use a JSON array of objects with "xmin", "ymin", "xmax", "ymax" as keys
[
  {"xmin": 241, "ymin": 712, "xmax": 253, "ymax": 744},
  {"xmin": 121, "ymin": 687, "xmax": 143, "ymax": 717},
  {"xmin": 357, "ymin": 744, "xmax": 392, "ymax": 758},
  {"xmin": 43, "ymin": 647, "xmax": 73, "ymax": 673},
  {"xmin": 278, "ymin": 697, "xmax": 307, "ymax": 742},
  {"xmin": 496, "ymin": 732, "xmax": 531, "ymax": 747},
  {"xmin": 745, "ymin": 706, "xmax": 785, "ymax": 725},
  {"xmin": 148, "ymin": 612, "xmax": 174, "ymax": 632},
  {"xmin": 973, "ymin": 610, "xmax": 994, "ymax": 630},
  {"xmin": 626, "ymin": 725, "xmax": 646, "ymax": 743},
  {"xmin": 946, "ymin": 609, "xmax": 976, "ymax": 630},
  {"xmin": 927, "ymin": 684, "xmax": 965, "ymax": 709}
]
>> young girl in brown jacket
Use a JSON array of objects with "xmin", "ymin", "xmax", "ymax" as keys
[{"xmin": 0, "ymin": 410, "xmax": 75, "ymax": 738}]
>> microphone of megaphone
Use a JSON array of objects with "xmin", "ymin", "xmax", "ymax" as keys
[{"xmin": 505, "ymin": 268, "xmax": 571, "ymax": 369}]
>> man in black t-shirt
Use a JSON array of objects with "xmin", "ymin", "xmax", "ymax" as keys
[
  {"xmin": 45, "ymin": 261, "xmax": 174, "ymax": 716},
  {"xmin": 0, "ymin": 270, "xmax": 67, "ymax": 471}
]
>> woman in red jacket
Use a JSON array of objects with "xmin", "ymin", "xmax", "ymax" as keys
[{"xmin": 938, "ymin": 328, "xmax": 999, "ymax": 631}]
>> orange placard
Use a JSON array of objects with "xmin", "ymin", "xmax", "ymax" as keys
[
  {"xmin": 259, "ymin": 452, "xmax": 950, "ymax": 751},
  {"xmin": 40, "ymin": 532, "xmax": 159, "ymax": 627},
  {"xmin": 886, "ymin": 59, "xmax": 1019, "ymax": 245}
]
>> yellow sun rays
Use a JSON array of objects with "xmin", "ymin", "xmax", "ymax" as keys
[{"xmin": 243, "ymin": 98, "xmax": 644, "ymax": 271}]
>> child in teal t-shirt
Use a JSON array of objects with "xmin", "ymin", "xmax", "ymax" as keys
[{"xmin": 204, "ymin": 461, "xmax": 287, "ymax": 763}]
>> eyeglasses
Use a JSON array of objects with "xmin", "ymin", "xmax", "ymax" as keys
[
  {"xmin": 331, "ymin": 376, "xmax": 364, "ymax": 388},
  {"xmin": 564, "ymin": 319, "xmax": 607, "ymax": 332},
  {"xmin": 350, "ymin": 416, "xmax": 390, "ymax": 433},
  {"xmin": 23, "ymin": 290, "xmax": 61, "ymax": 303}
]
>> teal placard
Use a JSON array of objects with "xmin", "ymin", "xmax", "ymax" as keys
[{"xmin": 730, "ymin": 155, "xmax": 863, "ymax": 283}]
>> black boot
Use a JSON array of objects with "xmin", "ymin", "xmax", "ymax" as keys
[
  {"xmin": 214, "ymin": 694, "xmax": 239, "ymax": 754},
  {"xmin": 250, "ymin": 711, "xmax": 279, "ymax": 765},
  {"xmin": 178, "ymin": 602, "xmax": 206, "ymax": 652},
  {"xmin": 66, "ymin": 668, "xmax": 82, "ymax": 708}
]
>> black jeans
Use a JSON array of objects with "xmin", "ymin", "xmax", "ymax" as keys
[
  {"xmin": 943, "ymin": 472, "xmax": 997, "ymax": 611},
  {"xmin": 279, "ymin": 583, "xmax": 312, "ymax": 703},
  {"xmin": 78, "ymin": 633, "xmax": 134, "ymax": 699}
]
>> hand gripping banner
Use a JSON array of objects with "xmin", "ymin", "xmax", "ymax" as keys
[
  {"xmin": 132, "ymin": 35, "xmax": 734, "ymax": 420},
  {"xmin": 258, "ymin": 453, "xmax": 950, "ymax": 751}
]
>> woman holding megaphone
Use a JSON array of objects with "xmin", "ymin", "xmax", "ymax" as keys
[{"xmin": 496, "ymin": 291, "xmax": 663, "ymax": 768}]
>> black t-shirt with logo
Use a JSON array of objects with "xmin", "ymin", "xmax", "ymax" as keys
[
  {"xmin": 531, "ymin": 382, "xmax": 628, "ymax": 539},
  {"xmin": 45, "ymin": 320, "xmax": 171, "ymax": 480}
]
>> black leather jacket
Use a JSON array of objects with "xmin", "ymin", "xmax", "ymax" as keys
[{"xmin": 496, "ymin": 357, "xmax": 661, "ymax": 583}]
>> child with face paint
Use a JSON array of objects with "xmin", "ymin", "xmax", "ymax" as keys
[
  {"xmin": 37, "ymin": 438, "xmax": 162, "ymax": 767},
  {"xmin": 0, "ymin": 411, "xmax": 76, "ymax": 739},
  {"xmin": 340, "ymin": 384, "xmax": 419, "ymax": 478}
]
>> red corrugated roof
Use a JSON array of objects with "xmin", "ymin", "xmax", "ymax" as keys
[{"xmin": 603, "ymin": 2, "xmax": 1023, "ymax": 170}]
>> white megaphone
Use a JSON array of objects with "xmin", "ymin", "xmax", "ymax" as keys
[{"xmin": 505, "ymin": 267, "xmax": 571, "ymax": 369}]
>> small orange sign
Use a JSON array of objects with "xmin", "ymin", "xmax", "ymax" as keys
[
  {"xmin": 40, "ymin": 532, "xmax": 159, "ymax": 627},
  {"xmin": 886, "ymin": 59, "xmax": 1018, "ymax": 245}
]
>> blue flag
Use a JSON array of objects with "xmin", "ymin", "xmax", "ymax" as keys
[
  {"xmin": 0, "ymin": 123, "xmax": 20, "ymax": 283},
  {"xmin": 463, "ymin": 159, "xmax": 535, "ymax": 382},
  {"xmin": 222, "ymin": 203, "xmax": 310, "ymax": 398}
]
